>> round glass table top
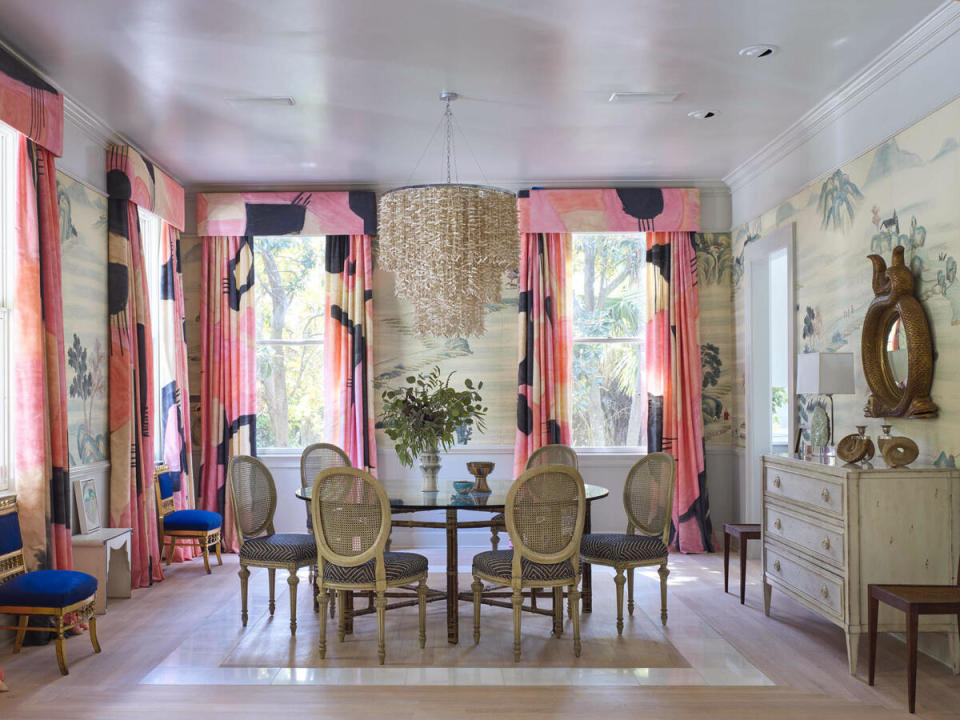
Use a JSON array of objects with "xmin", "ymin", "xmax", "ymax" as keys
[{"xmin": 296, "ymin": 477, "xmax": 609, "ymax": 511}]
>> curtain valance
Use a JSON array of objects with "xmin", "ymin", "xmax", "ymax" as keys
[
  {"xmin": 106, "ymin": 145, "xmax": 186, "ymax": 230},
  {"xmin": 518, "ymin": 188, "xmax": 699, "ymax": 234},
  {"xmin": 196, "ymin": 191, "xmax": 377, "ymax": 237},
  {"xmin": 0, "ymin": 45, "xmax": 63, "ymax": 155}
]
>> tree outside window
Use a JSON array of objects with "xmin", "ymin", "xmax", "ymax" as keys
[
  {"xmin": 572, "ymin": 234, "xmax": 646, "ymax": 448},
  {"xmin": 255, "ymin": 237, "xmax": 326, "ymax": 449}
]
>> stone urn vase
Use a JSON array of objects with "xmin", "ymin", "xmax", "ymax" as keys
[{"xmin": 420, "ymin": 443, "xmax": 440, "ymax": 492}]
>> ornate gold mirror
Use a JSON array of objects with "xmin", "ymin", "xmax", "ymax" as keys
[{"xmin": 861, "ymin": 246, "xmax": 937, "ymax": 418}]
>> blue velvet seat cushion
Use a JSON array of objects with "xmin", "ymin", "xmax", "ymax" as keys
[
  {"xmin": 0, "ymin": 570, "xmax": 97, "ymax": 608},
  {"xmin": 163, "ymin": 509, "xmax": 222, "ymax": 532}
]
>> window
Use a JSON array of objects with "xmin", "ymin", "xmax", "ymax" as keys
[
  {"xmin": 0, "ymin": 122, "xmax": 16, "ymax": 491},
  {"xmin": 254, "ymin": 237, "xmax": 326, "ymax": 450},
  {"xmin": 139, "ymin": 207, "xmax": 164, "ymax": 460},
  {"xmin": 571, "ymin": 233, "xmax": 646, "ymax": 449}
]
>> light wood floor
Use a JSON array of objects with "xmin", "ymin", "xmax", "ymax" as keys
[{"xmin": 2, "ymin": 548, "xmax": 959, "ymax": 719}]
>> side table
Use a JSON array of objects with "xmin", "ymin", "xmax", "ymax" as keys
[{"xmin": 72, "ymin": 528, "xmax": 133, "ymax": 614}]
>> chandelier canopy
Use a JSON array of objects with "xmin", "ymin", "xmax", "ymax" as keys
[{"xmin": 377, "ymin": 92, "xmax": 518, "ymax": 337}]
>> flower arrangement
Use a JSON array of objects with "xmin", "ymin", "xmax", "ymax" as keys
[{"xmin": 379, "ymin": 367, "xmax": 487, "ymax": 467}]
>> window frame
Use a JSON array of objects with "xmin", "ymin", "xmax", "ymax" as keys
[
  {"xmin": 253, "ymin": 236, "xmax": 327, "ymax": 451},
  {"xmin": 0, "ymin": 122, "xmax": 17, "ymax": 491},
  {"xmin": 138, "ymin": 207, "xmax": 164, "ymax": 462},
  {"xmin": 570, "ymin": 232, "xmax": 648, "ymax": 454}
]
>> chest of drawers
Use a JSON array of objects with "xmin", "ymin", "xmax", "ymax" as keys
[{"xmin": 762, "ymin": 454, "xmax": 960, "ymax": 674}]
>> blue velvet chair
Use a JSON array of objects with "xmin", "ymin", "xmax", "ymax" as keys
[
  {"xmin": 154, "ymin": 465, "xmax": 223, "ymax": 574},
  {"xmin": 0, "ymin": 495, "xmax": 100, "ymax": 675}
]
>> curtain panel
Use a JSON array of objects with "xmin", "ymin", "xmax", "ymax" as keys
[
  {"xmin": 645, "ymin": 231, "xmax": 712, "ymax": 553},
  {"xmin": 107, "ymin": 198, "xmax": 163, "ymax": 587},
  {"xmin": 13, "ymin": 136, "xmax": 71, "ymax": 571},
  {"xmin": 157, "ymin": 221, "xmax": 198, "ymax": 561},
  {"xmin": 0, "ymin": 46, "xmax": 63, "ymax": 156},
  {"xmin": 199, "ymin": 236, "xmax": 256, "ymax": 553},
  {"xmin": 514, "ymin": 232, "xmax": 573, "ymax": 477},
  {"xmin": 324, "ymin": 235, "xmax": 377, "ymax": 472}
]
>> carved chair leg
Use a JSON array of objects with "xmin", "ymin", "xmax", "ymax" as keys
[
  {"xmin": 268, "ymin": 568, "xmax": 277, "ymax": 615},
  {"xmin": 288, "ymin": 570, "xmax": 300, "ymax": 635},
  {"xmin": 614, "ymin": 568, "xmax": 626, "ymax": 635},
  {"xmin": 13, "ymin": 615, "xmax": 27, "ymax": 653},
  {"xmin": 215, "ymin": 539, "xmax": 223, "ymax": 566},
  {"xmin": 337, "ymin": 590, "xmax": 347, "ymax": 642},
  {"xmin": 658, "ymin": 562, "xmax": 670, "ymax": 626},
  {"xmin": 166, "ymin": 538, "xmax": 175, "ymax": 566},
  {"xmin": 570, "ymin": 585, "xmax": 582, "ymax": 658},
  {"xmin": 512, "ymin": 587, "xmax": 523, "ymax": 662},
  {"xmin": 627, "ymin": 568, "xmax": 635, "ymax": 616},
  {"xmin": 418, "ymin": 578, "xmax": 427, "ymax": 649},
  {"xmin": 202, "ymin": 542, "xmax": 212, "ymax": 574},
  {"xmin": 318, "ymin": 588, "xmax": 330, "ymax": 659},
  {"xmin": 376, "ymin": 590, "xmax": 387, "ymax": 665},
  {"xmin": 330, "ymin": 587, "xmax": 337, "ymax": 619},
  {"xmin": 472, "ymin": 577, "xmax": 483, "ymax": 644},
  {"xmin": 89, "ymin": 613, "xmax": 102, "ymax": 653},
  {"xmin": 239, "ymin": 565, "xmax": 250, "ymax": 627},
  {"xmin": 55, "ymin": 616, "xmax": 68, "ymax": 675}
]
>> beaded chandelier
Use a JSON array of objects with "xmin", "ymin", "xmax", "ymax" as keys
[{"xmin": 378, "ymin": 92, "xmax": 518, "ymax": 337}]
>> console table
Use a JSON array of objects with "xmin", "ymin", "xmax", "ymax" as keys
[
  {"xmin": 762, "ymin": 454, "xmax": 960, "ymax": 675},
  {"xmin": 72, "ymin": 527, "xmax": 132, "ymax": 614}
]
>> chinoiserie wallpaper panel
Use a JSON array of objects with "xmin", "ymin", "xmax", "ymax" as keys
[
  {"xmin": 732, "ymin": 94, "xmax": 960, "ymax": 466},
  {"xmin": 57, "ymin": 171, "xmax": 109, "ymax": 466}
]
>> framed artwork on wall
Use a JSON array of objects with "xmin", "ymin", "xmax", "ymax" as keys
[{"xmin": 74, "ymin": 477, "xmax": 101, "ymax": 534}]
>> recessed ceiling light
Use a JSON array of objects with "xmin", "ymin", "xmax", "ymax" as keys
[
  {"xmin": 225, "ymin": 96, "xmax": 296, "ymax": 106},
  {"xmin": 688, "ymin": 110, "xmax": 718, "ymax": 120},
  {"xmin": 608, "ymin": 92, "xmax": 681, "ymax": 104},
  {"xmin": 738, "ymin": 44, "xmax": 778, "ymax": 58}
]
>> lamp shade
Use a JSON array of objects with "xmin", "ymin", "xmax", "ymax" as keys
[{"xmin": 796, "ymin": 352, "xmax": 856, "ymax": 395}]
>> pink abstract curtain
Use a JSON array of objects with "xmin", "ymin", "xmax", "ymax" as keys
[
  {"xmin": 200, "ymin": 236, "xmax": 256, "ymax": 552},
  {"xmin": 645, "ymin": 232, "xmax": 712, "ymax": 553},
  {"xmin": 14, "ymin": 135, "xmax": 72, "ymax": 571},
  {"xmin": 157, "ymin": 221, "xmax": 198, "ymax": 561},
  {"xmin": 514, "ymin": 232, "xmax": 573, "ymax": 477},
  {"xmin": 108, "ymin": 198, "xmax": 163, "ymax": 586},
  {"xmin": 324, "ymin": 235, "xmax": 377, "ymax": 472}
]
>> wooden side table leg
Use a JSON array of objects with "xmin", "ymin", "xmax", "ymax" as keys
[
  {"xmin": 723, "ymin": 530, "xmax": 730, "ymax": 594},
  {"xmin": 739, "ymin": 537, "xmax": 748, "ymax": 604},
  {"xmin": 907, "ymin": 606, "xmax": 919, "ymax": 713},
  {"xmin": 582, "ymin": 503, "xmax": 593, "ymax": 613}
]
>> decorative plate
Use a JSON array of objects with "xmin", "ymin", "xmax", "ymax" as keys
[{"xmin": 809, "ymin": 406, "xmax": 829, "ymax": 448}]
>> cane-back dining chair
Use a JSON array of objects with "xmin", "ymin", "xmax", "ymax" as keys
[
  {"xmin": 0, "ymin": 496, "xmax": 101, "ymax": 675},
  {"xmin": 155, "ymin": 465, "xmax": 223, "ymax": 574},
  {"xmin": 311, "ymin": 467, "xmax": 429, "ymax": 664},
  {"xmin": 228, "ymin": 455, "xmax": 317, "ymax": 635},
  {"xmin": 300, "ymin": 444, "xmax": 351, "ymax": 615},
  {"xmin": 580, "ymin": 452, "xmax": 675, "ymax": 634},
  {"xmin": 472, "ymin": 465, "xmax": 586, "ymax": 661},
  {"xmin": 489, "ymin": 444, "xmax": 579, "ymax": 551}
]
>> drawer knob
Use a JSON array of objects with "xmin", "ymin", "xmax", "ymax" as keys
[
  {"xmin": 820, "ymin": 585, "xmax": 830, "ymax": 599},
  {"xmin": 773, "ymin": 476, "xmax": 782, "ymax": 488},
  {"xmin": 820, "ymin": 488, "xmax": 831, "ymax": 503},
  {"xmin": 773, "ymin": 560, "xmax": 781, "ymax": 572},
  {"xmin": 773, "ymin": 519, "xmax": 782, "ymax": 530},
  {"xmin": 821, "ymin": 537, "xmax": 831, "ymax": 551}
]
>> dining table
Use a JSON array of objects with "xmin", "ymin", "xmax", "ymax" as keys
[{"xmin": 297, "ymin": 477, "xmax": 610, "ymax": 644}]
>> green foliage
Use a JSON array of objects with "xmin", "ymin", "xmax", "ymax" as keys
[
  {"xmin": 379, "ymin": 367, "xmax": 487, "ymax": 467},
  {"xmin": 771, "ymin": 385, "xmax": 788, "ymax": 430},
  {"xmin": 693, "ymin": 234, "xmax": 733, "ymax": 285},
  {"xmin": 67, "ymin": 334, "xmax": 92, "ymax": 401},
  {"xmin": 701, "ymin": 343, "xmax": 722, "ymax": 389}
]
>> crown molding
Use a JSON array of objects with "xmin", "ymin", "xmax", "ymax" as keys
[{"xmin": 723, "ymin": 1, "xmax": 960, "ymax": 193}]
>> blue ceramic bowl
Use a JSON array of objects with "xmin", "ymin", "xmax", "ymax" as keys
[{"xmin": 452, "ymin": 480, "xmax": 474, "ymax": 495}]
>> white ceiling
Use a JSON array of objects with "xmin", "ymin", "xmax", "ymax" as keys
[{"xmin": 0, "ymin": 0, "xmax": 944, "ymax": 188}]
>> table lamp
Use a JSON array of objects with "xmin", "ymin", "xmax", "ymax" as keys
[{"xmin": 796, "ymin": 351, "xmax": 856, "ymax": 450}]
